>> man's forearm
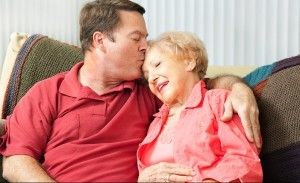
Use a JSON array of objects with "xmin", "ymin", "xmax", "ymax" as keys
[
  {"xmin": 206, "ymin": 74, "xmax": 245, "ymax": 90},
  {"xmin": 3, "ymin": 155, "xmax": 55, "ymax": 182}
]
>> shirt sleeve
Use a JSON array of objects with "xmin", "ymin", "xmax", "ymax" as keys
[
  {"xmin": 0, "ymin": 81, "xmax": 55, "ymax": 160},
  {"xmin": 200, "ymin": 89, "xmax": 263, "ymax": 182}
]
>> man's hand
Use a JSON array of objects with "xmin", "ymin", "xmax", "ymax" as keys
[
  {"xmin": 221, "ymin": 82, "xmax": 261, "ymax": 148},
  {"xmin": 138, "ymin": 162, "xmax": 195, "ymax": 182}
]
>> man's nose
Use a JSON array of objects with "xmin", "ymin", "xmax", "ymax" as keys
[{"xmin": 139, "ymin": 38, "xmax": 148, "ymax": 52}]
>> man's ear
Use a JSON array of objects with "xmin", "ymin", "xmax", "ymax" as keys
[
  {"xmin": 185, "ymin": 60, "xmax": 196, "ymax": 71},
  {"xmin": 92, "ymin": 31, "xmax": 106, "ymax": 51}
]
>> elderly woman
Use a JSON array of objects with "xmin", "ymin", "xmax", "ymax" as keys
[{"xmin": 137, "ymin": 31, "xmax": 262, "ymax": 182}]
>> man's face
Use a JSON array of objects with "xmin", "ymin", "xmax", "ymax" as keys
[{"xmin": 103, "ymin": 10, "xmax": 148, "ymax": 81}]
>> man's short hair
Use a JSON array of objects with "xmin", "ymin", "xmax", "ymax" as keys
[{"xmin": 79, "ymin": 0, "xmax": 145, "ymax": 53}]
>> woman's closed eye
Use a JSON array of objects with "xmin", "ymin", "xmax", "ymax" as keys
[{"xmin": 155, "ymin": 62, "xmax": 161, "ymax": 67}]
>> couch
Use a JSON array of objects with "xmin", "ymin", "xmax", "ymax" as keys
[{"xmin": 0, "ymin": 33, "xmax": 299, "ymax": 182}]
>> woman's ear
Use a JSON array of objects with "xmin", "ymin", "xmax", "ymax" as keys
[
  {"xmin": 92, "ymin": 31, "xmax": 105, "ymax": 51},
  {"xmin": 185, "ymin": 60, "xmax": 196, "ymax": 71}
]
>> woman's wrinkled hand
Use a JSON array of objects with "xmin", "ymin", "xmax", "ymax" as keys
[{"xmin": 138, "ymin": 162, "xmax": 195, "ymax": 182}]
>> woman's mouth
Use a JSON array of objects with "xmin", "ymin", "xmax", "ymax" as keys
[{"xmin": 157, "ymin": 81, "xmax": 169, "ymax": 92}]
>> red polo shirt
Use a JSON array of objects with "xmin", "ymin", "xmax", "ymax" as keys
[{"xmin": 1, "ymin": 62, "xmax": 160, "ymax": 182}]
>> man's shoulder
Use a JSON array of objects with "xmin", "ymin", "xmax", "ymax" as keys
[
  {"xmin": 12, "ymin": 71, "xmax": 70, "ymax": 119},
  {"xmin": 29, "ymin": 71, "xmax": 69, "ymax": 95},
  {"xmin": 36, "ymin": 71, "xmax": 68, "ymax": 86}
]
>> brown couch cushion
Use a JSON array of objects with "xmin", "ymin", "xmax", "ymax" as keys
[
  {"xmin": 1, "ymin": 34, "xmax": 84, "ymax": 118},
  {"xmin": 244, "ymin": 55, "xmax": 300, "ymax": 181}
]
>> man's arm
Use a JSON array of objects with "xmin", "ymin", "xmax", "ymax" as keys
[
  {"xmin": 206, "ymin": 74, "xmax": 245, "ymax": 90},
  {"xmin": 206, "ymin": 75, "xmax": 261, "ymax": 148},
  {"xmin": 3, "ymin": 155, "xmax": 55, "ymax": 182}
]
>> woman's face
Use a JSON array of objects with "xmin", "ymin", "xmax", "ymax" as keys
[{"xmin": 142, "ymin": 47, "xmax": 192, "ymax": 106}]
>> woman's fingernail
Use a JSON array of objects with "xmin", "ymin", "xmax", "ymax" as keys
[{"xmin": 187, "ymin": 176, "xmax": 193, "ymax": 181}]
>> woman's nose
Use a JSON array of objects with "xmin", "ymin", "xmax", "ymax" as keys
[{"xmin": 148, "ymin": 72, "xmax": 158, "ymax": 83}]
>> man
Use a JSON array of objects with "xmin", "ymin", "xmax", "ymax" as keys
[{"xmin": 1, "ymin": 0, "xmax": 260, "ymax": 182}]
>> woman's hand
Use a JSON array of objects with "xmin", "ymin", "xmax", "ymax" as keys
[{"xmin": 138, "ymin": 162, "xmax": 195, "ymax": 182}]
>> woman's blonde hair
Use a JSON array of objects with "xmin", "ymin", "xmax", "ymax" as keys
[{"xmin": 147, "ymin": 31, "xmax": 208, "ymax": 79}]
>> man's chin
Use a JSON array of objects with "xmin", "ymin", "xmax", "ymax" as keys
[
  {"xmin": 124, "ymin": 73, "xmax": 143, "ymax": 81},
  {"xmin": 135, "ymin": 71, "xmax": 143, "ymax": 79}
]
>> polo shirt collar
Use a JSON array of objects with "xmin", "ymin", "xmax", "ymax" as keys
[
  {"xmin": 153, "ymin": 104, "xmax": 169, "ymax": 117},
  {"xmin": 185, "ymin": 80, "xmax": 207, "ymax": 108},
  {"xmin": 59, "ymin": 62, "xmax": 135, "ymax": 100}
]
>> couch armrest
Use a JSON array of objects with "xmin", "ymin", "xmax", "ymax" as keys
[{"xmin": 0, "ymin": 32, "xmax": 29, "ymax": 118}]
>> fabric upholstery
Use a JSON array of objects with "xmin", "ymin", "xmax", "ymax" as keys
[
  {"xmin": 1, "ymin": 34, "xmax": 84, "ymax": 118},
  {"xmin": 0, "ymin": 33, "xmax": 28, "ymax": 118},
  {"xmin": 244, "ymin": 55, "xmax": 300, "ymax": 181}
]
